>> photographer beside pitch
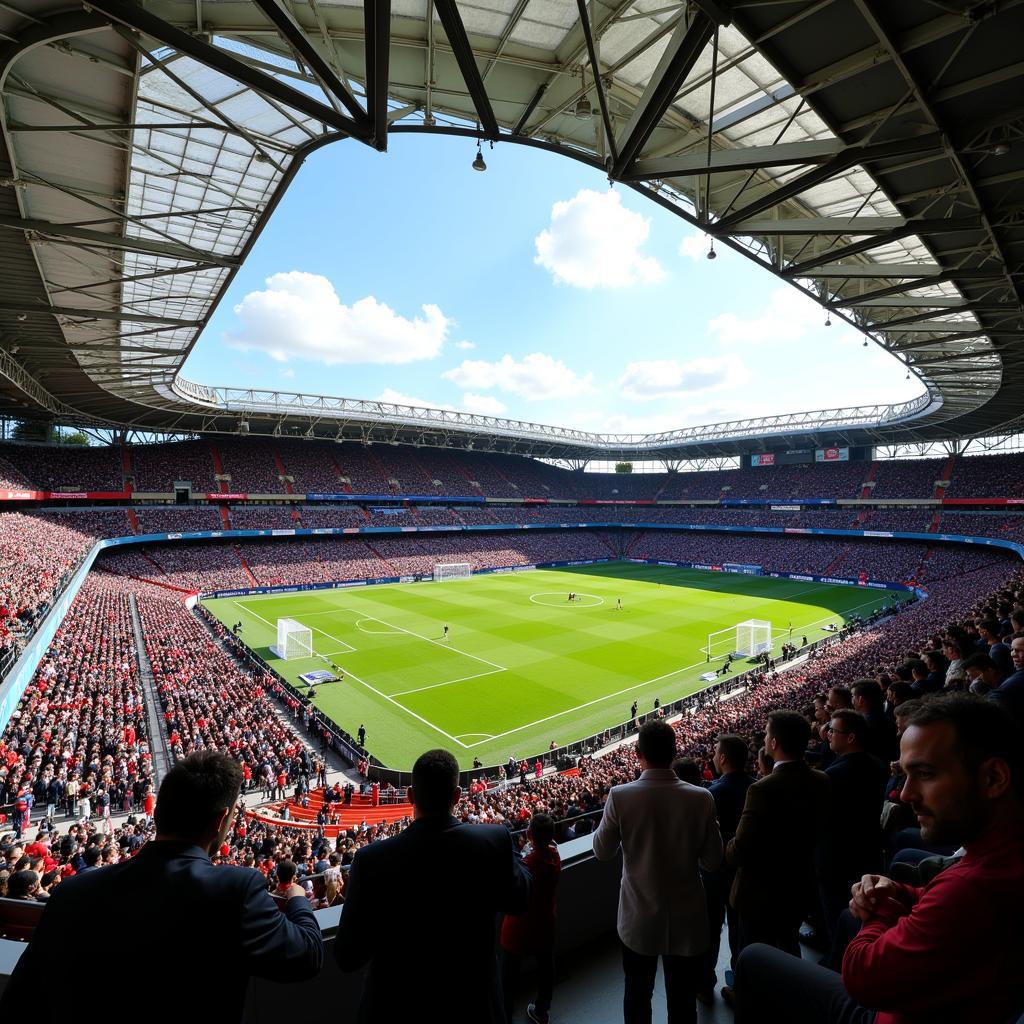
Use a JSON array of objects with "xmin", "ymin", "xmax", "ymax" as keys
[{"xmin": 0, "ymin": 751, "xmax": 323, "ymax": 1021}]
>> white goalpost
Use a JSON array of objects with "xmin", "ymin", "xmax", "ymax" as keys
[
  {"xmin": 703, "ymin": 619, "xmax": 773, "ymax": 661},
  {"xmin": 433, "ymin": 562, "xmax": 472, "ymax": 582},
  {"xmin": 271, "ymin": 618, "xmax": 313, "ymax": 660}
]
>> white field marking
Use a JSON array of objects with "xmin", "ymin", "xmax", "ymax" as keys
[
  {"xmin": 390, "ymin": 667, "xmax": 506, "ymax": 697},
  {"xmin": 335, "ymin": 664, "xmax": 470, "ymax": 749},
  {"xmin": 306, "ymin": 606, "xmax": 507, "ymax": 672},
  {"xmin": 528, "ymin": 592, "xmax": 604, "ymax": 607},
  {"xmin": 462, "ymin": 656, "xmax": 711, "ymax": 748},
  {"xmin": 235, "ymin": 601, "xmax": 357, "ymax": 654},
  {"xmin": 354, "ymin": 617, "xmax": 404, "ymax": 635},
  {"xmin": 454, "ymin": 733, "xmax": 495, "ymax": 741}
]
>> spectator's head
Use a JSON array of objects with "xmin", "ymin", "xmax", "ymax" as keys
[
  {"xmin": 82, "ymin": 846, "xmax": 101, "ymax": 868},
  {"xmin": 672, "ymin": 757, "xmax": 702, "ymax": 785},
  {"xmin": 828, "ymin": 709, "xmax": 869, "ymax": 755},
  {"xmin": 527, "ymin": 812, "xmax": 555, "ymax": 849},
  {"xmin": 963, "ymin": 653, "xmax": 1002, "ymax": 694},
  {"xmin": 827, "ymin": 686, "xmax": 852, "ymax": 711},
  {"xmin": 899, "ymin": 694, "xmax": 1020, "ymax": 847},
  {"xmin": 714, "ymin": 733, "xmax": 749, "ymax": 775},
  {"xmin": 154, "ymin": 750, "xmax": 243, "ymax": 853},
  {"xmin": 906, "ymin": 659, "xmax": 928, "ymax": 681},
  {"xmin": 1011, "ymin": 634, "xmax": 1024, "ymax": 673},
  {"xmin": 942, "ymin": 636, "xmax": 965, "ymax": 661},
  {"xmin": 7, "ymin": 869, "xmax": 39, "ymax": 900},
  {"xmin": 977, "ymin": 619, "xmax": 1001, "ymax": 644},
  {"xmin": 636, "ymin": 720, "xmax": 676, "ymax": 769},
  {"xmin": 765, "ymin": 710, "xmax": 811, "ymax": 761},
  {"xmin": 851, "ymin": 679, "xmax": 882, "ymax": 714},
  {"xmin": 409, "ymin": 749, "xmax": 461, "ymax": 818},
  {"xmin": 887, "ymin": 680, "xmax": 915, "ymax": 708},
  {"xmin": 276, "ymin": 860, "xmax": 297, "ymax": 886}
]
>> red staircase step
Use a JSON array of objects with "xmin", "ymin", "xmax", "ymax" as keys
[
  {"xmin": 209, "ymin": 442, "xmax": 228, "ymax": 493},
  {"xmin": 271, "ymin": 445, "xmax": 294, "ymax": 494},
  {"xmin": 126, "ymin": 508, "xmax": 140, "ymax": 533}
]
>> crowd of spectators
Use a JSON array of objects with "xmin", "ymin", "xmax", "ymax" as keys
[
  {"xmin": 0, "ymin": 444, "xmax": 123, "ymax": 493},
  {"xmin": 129, "ymin": 441, "xmax": 217, "ymax": 494},
  {"xmin": 0, "ymin": 573, "xmax": 151, "ymax": 835},
  {"xmin": 228, "ymin": 506, "xmax": 299, "ymax": 530},
  {"xmin": 0, "ymin": 455, "xmax": 33, "ymax": 491},
  {"xmin": 132, "ymin": 507, "xmax": 222, "ymax": 533}
]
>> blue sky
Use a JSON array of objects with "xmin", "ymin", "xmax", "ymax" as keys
[{"xmin": 183, "ymin": 133, "xmax": 921, "ymax": 435}]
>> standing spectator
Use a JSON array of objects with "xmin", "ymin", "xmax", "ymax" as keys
[
  {"xmin": 978, "ymin": 619, "xmax": 1013, "ymax": 678},
  {"xmin": 0, "ymin": 751, "xmax": 323, "ymax": 1019},
  {"xmin": 990, "ymin": 633, "xmax": 1024, "ymax": 724},
  {"xmin": 593, "ymin": 720, "xmax": 723, "ymax": 1024},
  {"xmin": 726, "ymin": 711, "xmax": 830, "ymax": 964},
  {"xmin": 734, "ymin": 694, "xmax": 1024, "ymax": 1024},
  {"xmin": 818, "ymin": 710, "xmax": 887, "ymax": 939},
  {"xmin": 851, "ymin": 679, "xmax": 898, "ymax": 762},
  {"xmin": 334, "ymin": 748, "xmax": 531, "ymax": 1023},
  {"xmin": 357, "ymin": 723, "xmax": 366, "ymax": 748},
  {"xmin": 699, "ymin": 733, "xmax": 753, "ymax": 1002},
  {"xmin": 500, "ymin": 812, "xmax": 561, "ymax": 1024}
]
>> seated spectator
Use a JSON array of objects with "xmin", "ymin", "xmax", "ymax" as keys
[{"xmin": 734, "ymin": 693, "xmax": 1024, "ymax": 1024}]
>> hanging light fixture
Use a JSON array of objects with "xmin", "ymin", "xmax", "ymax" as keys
[
  {"xmin": 706, "ymin": 238, "xmax": 717, "ymax": 261},
  {"xmin": 574, "ymin": 67, "xmax": 592, "ymax": 119},
  {"xmin": 472, "ymin": 142, "xmax": 487, "ymax": 172}
]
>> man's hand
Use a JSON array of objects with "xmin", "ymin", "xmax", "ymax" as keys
[
  {"xmin": 849, "ymin": 874, "xmax": 913, "ymax": 922},
  {"xmin": 283, "ymin": 883, "xmax": 307, "ymax": 900}
]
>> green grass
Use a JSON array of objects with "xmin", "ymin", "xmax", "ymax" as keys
[{"xmin": 202, "ymin": 563, "xmax": 907, "ymax": 770}]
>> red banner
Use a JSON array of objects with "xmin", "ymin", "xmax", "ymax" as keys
[
  {"xmin": 0, "ymin": 489, "xmax": 44, "ymax": 501},
  {"xmin": 205, "ymin": 493, "xmax": 249, "ymax": 501}
]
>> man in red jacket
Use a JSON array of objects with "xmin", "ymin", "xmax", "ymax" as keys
[{"xmin": 734, "ymin": 693, "xmax": 1023, "ymax": 1024}]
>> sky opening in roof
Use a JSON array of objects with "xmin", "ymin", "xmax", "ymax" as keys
[{"xmin": 180, "ymin": 127, "xmax": 924, "ymax": 436}]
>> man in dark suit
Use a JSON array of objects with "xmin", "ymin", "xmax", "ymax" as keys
[
  {"xmin": 0, "ymin": 751, "xmax": 323, "ymax": 1022},
  {"xmin": 851, "ymin": 679, "xmax": 898, "ymax": 762},
  {"xmin": 990, "ymin": 633, "xmax": 1024, "ymax": 724},
  {"xmin": 335, "ymin": 748, "xmax": 531, "ymax": 1023},
  {"xmin": 699, "ymin": 733, "xmax": 753, "ymax": 1001},
  {"xmin": 726, "ymin": 710, "xmax": 830, "ymax": 960},
  {"xmin": 818, "ymin": 709, "xmax": 888, "ymax": 938}
]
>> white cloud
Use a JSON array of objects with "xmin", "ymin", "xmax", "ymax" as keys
[
  {"xmin": 534, "ymin": 189, "xmax": 665, "ymax": 288},
  {"xmin": 679, "ymin": 230, "xmax": 709, "ymax": 261},
  {"xmin": 619, "ymin": 355, "xmax": 748, "ymax": 400},
  {"xmin": 708, "ymin": 286, "xmax": 831, "ymax": 347},
  {"xmin": 226, "ymin": 271, "xmax": 450, "ymax": 364},
  {"xmin": 461, "ymin": 392, "xmax": 508, "ymax": 416},
  {"xmin": 443, "ymin": 353, "xmax": 594, "ymax": 401},
  {"xmin": 455, "ymin": 339, "xmax": 476, "ymax": 350},
  {"xmin": 376, "ymin": 388, "xmax": 454, "ymax": 410}
]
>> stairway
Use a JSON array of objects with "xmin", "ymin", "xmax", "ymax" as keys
[
  {"xmin": 128, "ymin": 594, "xmax": 173, "ymax": 784},
  {"xmin": 859, "ymin": 461, "xmax": 878, "ymax": 499},
  {"xmin": 235, "ymin": 546, "xmax": 258, "ymax": 586},
  {"xmin": 121, "ymin": 445, "xmax": 133, "ymax": 493},
  {"xmin": 928, "ymin": 512, "xmax": 942, "ymax": 534},
  {"xmin": 126, "ymin": 508, "xmax": 140, "ymax": 533},
  {"xmin": 271, "ymin": 445, "xmax": 294, "ymax": 494},
  {"xmin": 209, "ymin": 441, "xmax": 229, "ymax": 493},
  {"xmin": 822, "ymin": 545, "xmax": 850, "ymax": 575},
  {"xmin": 935, "ymin": 453, "xmax": 956, "ymax": 499},
  {"xmin": 219, "ymin": 505, "xmax": 231, "ymax": 530}
]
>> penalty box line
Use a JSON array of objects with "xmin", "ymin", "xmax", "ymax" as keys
[
  {"xmin": 302, "ymin": 607, "xmax": 507, "ymax": 673},
  {"xmin": 234, "ymin": 601, "xmax": 357, "ymax": 655}
]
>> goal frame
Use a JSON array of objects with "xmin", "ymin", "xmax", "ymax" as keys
[
  {"xmin": 703, "ymin": 619, "xmax": 773, "ymax": 661},
  {"xmin": 271, "ymin": 617, "xmax": 313, "ymax": 660},
  {"xmin": 433, "ymin": 562, "xmax": 472, "ymax": 582}
]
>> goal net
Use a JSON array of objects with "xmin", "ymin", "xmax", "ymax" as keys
[
  {"xmin": 433, "ymin": 562, "xmax": 471, "ymax": 582},
  {"xmin": 271, "ymin": 618, "xmax": 313, "ymax": 660},
  {"xmin": 703, "ymin": 619, "xmax": 773, "ymax": 661}
]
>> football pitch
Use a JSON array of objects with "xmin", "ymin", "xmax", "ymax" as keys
[{"xmin": 202, "ymin": 563, "xmax": 908, "ymax": 769}]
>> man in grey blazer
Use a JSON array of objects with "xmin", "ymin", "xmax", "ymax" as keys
[{"xmin": 594, "ymin": 720, "xmax": 724, "ymax": 1024}]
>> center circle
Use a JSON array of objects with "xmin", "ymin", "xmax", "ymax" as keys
[{"xmin": 528, "ymin": 592, "xmax": 604, "ymax": 608}]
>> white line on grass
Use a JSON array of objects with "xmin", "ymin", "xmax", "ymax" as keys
[
  {"xmin": 304, "ymin": 607, "xmax": 506, "ymax": 672},
  {"xmin": 390, "ymin": 667, "xmax": 506, "ymax": 697},
  {"xmin": 235, "ymin": 602, "xmax": 357, "ymax": 655}
]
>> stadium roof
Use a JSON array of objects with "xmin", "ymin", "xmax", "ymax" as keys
[{"xmin": 0, "ymin": 0, "xmax": 1022, "ymax": 460}]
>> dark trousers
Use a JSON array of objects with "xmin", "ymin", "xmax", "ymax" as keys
[
  {"xmin": 621, "ymin": 942, "xmax": 700, "ymax": 1024},
  {"xmin": 699, "ymin": 869, "xmax": 737, "ymax": 989},
  {"xmin": 735, "ymin": 909, "xmax": 803, "ymax": 958},
  {"xmin": 501, "ymin": 945, "xmax": 554, "ymax": 1023},
  {"xmin": 734, "ymin": 944, "xmax": 876, "ymax": 1024}
]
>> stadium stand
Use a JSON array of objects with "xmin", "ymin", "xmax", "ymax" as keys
[{"xmin": 0, "ymin": 444, "xmax": 123, "ymax": 493}]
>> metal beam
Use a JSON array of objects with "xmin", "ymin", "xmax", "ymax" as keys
[
  {"xmin": 84, "ymin": 0, "xmax": 367, "ymax": 139},
  {"xmin": 628, "ymin": 138, "xmax": 844, "ymax": 180},
  {"xmin": 0, "ymin": 301, "xmax": 203, "ymax": 327},
  {"xmin": 612, "ymin": 8, "xmax": 717, "ymax": 178},
  {"xmin": 718, "ymin": 133, "xmax": 945, "ymax": 228},
  {"xmin": 364, "ymin": 0, "xmax": 391, "ymax": 151},
  {"xmin": 433, "ymin": 0, "xmax": 499, "ymax": 139},
  {"xmin": 829, "ymin": 270, "xmax": 1005, "ymax": 305},
  {"xmin": 809, "ymin": 263, "xmax": 946, "ymax": 278},
  {"xmin": 512, "ymin": 84, "xmax": 547, "ymax": 136},
  {"xmin": 250, "ymin": 0, "xmax": 366, "ymax": 123},
  {"xmin": 0, "ymin": 214, "xmax": 240, "ymax": 267},
  {"xmin": 576, "ymin": 0, "xmax": 617, "ymax": 166},
  {"xmin": 782, "ymin": 218, "xmax": 979, "ymax": 277},
  {"xmin": 877, "ymin": 307, "xmax": 982, "ymax": 329},
  {"xmin": 724, "ymin": 215, "xmax": 906, "ymax": 235}
]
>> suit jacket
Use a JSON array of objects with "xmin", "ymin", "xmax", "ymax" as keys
[
  {"xmin": 592, "ymin": 768, "xmax": 723, "ymax": 956},
  {"xmin": 824, "ymin": 751, "xmax": 888, "ymax": 874},
  {"xmin": 0, "ymin": 840, "xmax": 323, "ymax": 1022},
  {"xmin": 990, "ymin": 669, "xmax": 1024, "ymax": 725},
  {"xmin": 334, "ymin": 815, "xmax": 531, "ymax": 1024},
  {"xmin": 727, "ymin": 761, "xmax": 831, "ymax": 920},
  {"xmin": 709, "ymin": 770, "xmax": 754, "ymax": 844}
]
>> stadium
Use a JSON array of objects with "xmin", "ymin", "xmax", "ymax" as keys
[{"xmin": 0, "ymin": 1, "xmax": 1023, "ymax": 1021}]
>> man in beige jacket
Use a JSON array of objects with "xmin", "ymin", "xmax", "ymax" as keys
[{"xmin": 594, "ymin": 720, "xmax": 724, "ymax": 1024}]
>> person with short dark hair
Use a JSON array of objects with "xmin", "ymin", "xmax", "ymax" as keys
[
  {"xmin": 962, "ymin": 652, "xmax": 1002, "ymax": 695},
  {"xmin": 726, "ymin": 710, "xmax": 830, "ymax": 968},
  {"xmin": 851, "ymin": 679, "xmax": 898, "ymax": 761},
  {"xmin": 672, "ymin": 757, "xmax": 703, "ymax": 786},
  {"xmin": 737, "ymin": 693, "xmax": 1024, "ymax": 1024},
  {"xmin": 334, "ymin": 748, "xmax": 531, "ymax": 1023},
  {"xmin": 500, "ymin": 812, "xmax": 561, "ymax": 1024},
  {"xmin": 593, "ymin": 720, "xmax": 723, "ymax": 1024},
  {"xmin": 0, "ymin": 751, "xmax": 323, "ymax": 1021}
]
